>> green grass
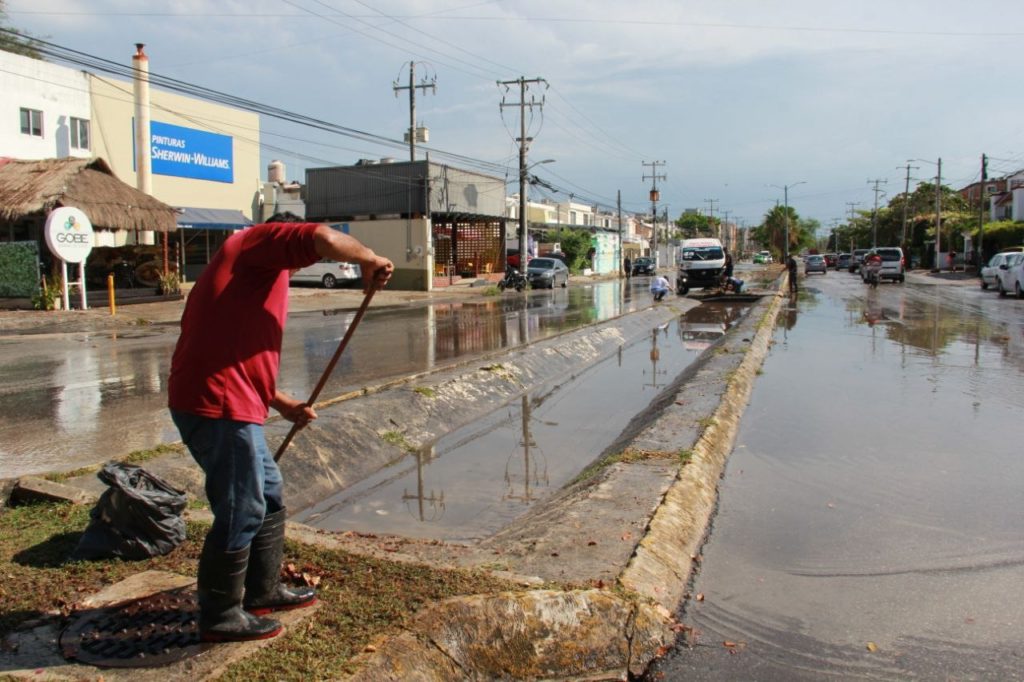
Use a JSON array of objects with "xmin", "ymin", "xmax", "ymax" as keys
[
  {"xmin": 380, "ymin": 430, "xmax": 415, "ymax": 451},
  {"xmin": 43, "ymin": 443, "xmax": 186, "ymax": 483},
  {"xmin": 569, "ymin": 448, "xmax": 678, "ymax": 486},
  {"xmin": 0, "ymin": 501, "xmax": 512, "ymax": 680},
  {"xmin": 412, "ymin": 386, "xmax": 437, "ymax": 399}
]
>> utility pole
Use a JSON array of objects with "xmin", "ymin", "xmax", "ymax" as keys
[
  {"xmin": 642, "ymin": 161, "xmax": 666, "ymax": 267},
  {"xmin": 393, "ymin": 61, "xmax": 436, "ymax": 162},
  {"xmin": 721, "ymin": 209, "xmax": 731, "ymax": 248},
  {"xmin": 499, "ymin": 76, "xmax": 547, "ymax": 277},
  {"xmin": 977, "ymin": 153, "xmax": 988, "ymax": 271},
  {"xmin": 703, "ymin": 198, "xmax": 719, "ymax": 239},
  {"xmin": 867, "ymin": 178, "xmax": 888, "ymax": 248},
  {"xmin": 846, "ymin": 202, "xmax": 859, "ymax": 251},
  {"xmin": 663, "ymin": 206, "xmax": 669, "ymax": 264},
  {"xmin": 617, "ymin": 190, "xmax": 623, "ymax": 279},
  {"xmin": 899, "ymin": 163, "xmax": 918, "ymax": 250},
  {"xmin": 933, "ymin": 157, "xmax": 943, "ymax": 272}
]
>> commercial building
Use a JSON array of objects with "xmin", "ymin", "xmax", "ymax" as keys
[
  {"xmin": 306, "ymin": 159, "xmax": 506, "ymax": 290},
  {"xmin": 1, "ymin": 48, "xmax": 260, "ymax": 286}
]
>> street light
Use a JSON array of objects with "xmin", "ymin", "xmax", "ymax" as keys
[
  {"xmin": 910, "ymin": 158, "xmax": 942, "ymax": 272},
  {"xmin": 769, "ymin": 181, "xmax": 806, "ymax": 261},
  {"xmin": 518, "ymin": 158, "xmax": 555, "ymax": 277}
]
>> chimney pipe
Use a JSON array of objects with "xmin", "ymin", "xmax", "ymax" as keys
[{"xmin": 132, "ymin": 43, "xmax": 154, "ymax": 245}]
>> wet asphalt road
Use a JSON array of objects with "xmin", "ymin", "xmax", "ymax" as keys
[
  {"xmin": 647, "ymin": 270, "xmax": 1024, "ymax": 680},
  {"xmin": 0, "ymin": 277, "xmax": 657, "ymax": 478}
]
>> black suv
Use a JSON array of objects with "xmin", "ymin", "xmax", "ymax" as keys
[{"xmin": 632, "ymin": 257, "xmax": 656, "ymax": 275}]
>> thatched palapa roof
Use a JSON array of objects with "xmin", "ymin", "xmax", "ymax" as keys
[{"xmin": 0, "ymin": 157, "xmax": 178, "ymax": 232}]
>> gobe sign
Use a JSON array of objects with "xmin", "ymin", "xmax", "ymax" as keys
[{"xmin": 45, "ymin": 207, "xmax": 94, "ymax": 263}]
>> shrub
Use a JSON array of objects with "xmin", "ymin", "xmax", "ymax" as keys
[{"xmin": 0, "ymin": 241, "xmax": 40, "ymax": 298}]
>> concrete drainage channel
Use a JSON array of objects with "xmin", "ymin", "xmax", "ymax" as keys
[
  {"xmin": 5, "ymin": 284, "xmax": 784, "ymax": 680},
  {"xmin": 293, "ymin": 301, "xmax": 753, "ymax": 543}
]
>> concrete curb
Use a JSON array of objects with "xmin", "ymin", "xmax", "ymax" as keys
[
  {"xmin": 619, "ymin": 289, "xmax": 784, "ymax": 611},
  {"xmin": 345, "ymin": 287, "xmax": 786, "ymax": 680}
]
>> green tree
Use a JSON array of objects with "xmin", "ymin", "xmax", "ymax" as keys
[
  {"xmin": 896, "ymin": 182, "xmax": 972, "ymax": 266},
  {"xmin": 674, "ymin": 212, "xmax": 717, "ymax": 239},
  {"xmin": 549, "ymin": 228, "xmax": 592, "ymax": 273},
  {"xmin": 0, "ymin": 1, "xmax": 41, "ymax": 59},
  {"xmin": 751, "ymin": 205, "xmax": 815, "ymax": 258}
]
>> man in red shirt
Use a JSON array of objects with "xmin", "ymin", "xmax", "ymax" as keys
[{"xmin": 169, "ymin": 216, "xmax": 392, "ymax": 642}]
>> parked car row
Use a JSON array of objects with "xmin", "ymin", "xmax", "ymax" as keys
[{"xmin": 981, "ymin": 250, "xmax": 1024, "ymax": 298}]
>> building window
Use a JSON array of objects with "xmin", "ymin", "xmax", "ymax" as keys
[
  {"xmin": 70, "ymin": 117, "xmax": 90, "ymax": 150},
  {"xmin": 19, "ymin": 108, "xmax": 42, "ymax": 137}
]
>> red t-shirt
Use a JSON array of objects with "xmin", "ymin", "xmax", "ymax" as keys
[{"xmin": 168, "ymin": 223, "xmax": 320, "ymax": 423}]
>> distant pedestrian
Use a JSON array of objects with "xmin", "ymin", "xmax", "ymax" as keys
[
  {"xmin": 948, "ymin": 250, "xmax": 956, "ymax": 272},
  {"xmin": 624, "ymin": 256, "xmax": 632, "ymax": 278},
  {"xmin": 650, "ymin": 274, "xmax": 671, "ymax": 301},
  {"xmin": 787, "ymin": 254, "xmax": 798, "ymax": 293},
  {"xmin": 723, "ymin": 249, "xmax": 734, "ymax": 279}
]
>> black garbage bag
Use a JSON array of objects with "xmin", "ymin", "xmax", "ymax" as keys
[{"xmin": 71, "ymin": 462, "xmax": 187, "ymax": 561}]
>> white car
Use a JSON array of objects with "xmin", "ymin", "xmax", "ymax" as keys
[
  {"xmin": 981, "ymin": 252, "xmax": 1014, "ymax": 290},
  {"xmin": 996, "ymin": 252, "xmax": 1024, "ymax": 298},
  {"xmin": 290, "ymin": 258, "xmax": 361, "ymax": 289}
]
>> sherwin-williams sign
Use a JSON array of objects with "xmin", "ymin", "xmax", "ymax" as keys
[{"xmin": 137, "ymin": 120, "xmax": 234, "ymax": 183}]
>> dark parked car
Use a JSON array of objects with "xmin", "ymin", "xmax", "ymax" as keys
[
  {"xmin": 836, "ymin": 253, "xmax": 851, "ymax": 270},
  {"xmin": 526, "ymin": 257, "xmax": 569, "ymax": 289},
  {"xmin": 632, "ymin": 257, "xmax": 656, "ymax": 275}
]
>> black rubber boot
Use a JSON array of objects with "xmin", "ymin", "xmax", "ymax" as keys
[
  {"xmin": 243, "ymin": 508, "xmax": 317, "ymax": 615},
  {"xmin": 197, "ymin": 539, "xmax": 282, "ymax": 643}
]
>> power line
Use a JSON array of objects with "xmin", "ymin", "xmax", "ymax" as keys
[
  {"xmin": 3, "ymin": 29, "xmax": 513, "ymax": 177},
  {"xmin": 11, "ymin": 10, "xmax": 1021, "ymax": 38}
]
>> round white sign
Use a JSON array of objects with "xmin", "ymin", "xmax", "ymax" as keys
[{"xmin": 44, "ymin": 207, "xmax": 94, "ymax": 264}]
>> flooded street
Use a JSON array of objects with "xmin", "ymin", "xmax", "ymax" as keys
[
  {"xmin": 294, "ymin": 302, "xmax": 750, "ymax": 542},
  {"xmin": 0, "ymin": 279, "xmax": 653, "ymax": 478},
  {"xmin": 649, "ymin": 273, "xmax": 1024, "ymax": 680}
]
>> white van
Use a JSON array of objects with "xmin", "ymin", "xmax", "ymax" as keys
[
  {"xmin": 289, "ymin": 258, "xmax": 361, "ymax": 289},
  {"xmin": 676, "ymin": 238, "xmax": 726, "ymax": 294}
]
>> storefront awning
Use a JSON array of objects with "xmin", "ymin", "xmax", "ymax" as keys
[{"xmin": 176, "ymin": 207, "xmax": 252, "ymax": 231}]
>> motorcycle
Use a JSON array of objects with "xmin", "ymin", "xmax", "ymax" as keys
[
  {"xmin": 497, "ymin": 267, "xmax": 527, "ymax": 292},
  {"xmin": 863, "ymin": 259, "xmax": 881, "ymax": 288}
]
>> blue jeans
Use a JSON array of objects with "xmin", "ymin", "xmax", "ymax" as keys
[{"xmin": 171, "ymin": 411, "xmax": 283, "ymax": 551}]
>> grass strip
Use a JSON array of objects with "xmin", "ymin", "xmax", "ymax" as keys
[{"xmin": 0, "ymin": 502, "xmax": 512, "ymax": 680}]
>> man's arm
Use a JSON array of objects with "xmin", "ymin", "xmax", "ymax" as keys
[
  {"xmin": 270, "ymin": 390, "xmax": 316, "ymax": 427},
  {"xmin": 313, "ymin": 225, "xmax": 395, "ymax": 293}
]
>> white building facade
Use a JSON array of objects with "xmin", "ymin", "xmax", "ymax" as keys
[{"xmin": 1, "ymin": 53, "xmax": 92, "ymax": 161}]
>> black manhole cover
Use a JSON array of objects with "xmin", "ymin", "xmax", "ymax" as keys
[{"xmin": 60, "ymin": 586, "xmax": 204, "ymax": 668}]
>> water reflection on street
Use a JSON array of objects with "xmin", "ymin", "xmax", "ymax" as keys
[
  {"xmin": 0, "ymin": 280, "xmax": 647, "ymax": 477},
  {"xmin": 295, "ymin": 302, "xmax": 751, "ymax": 542},
  {"xmin": 649, "ymin": 275, "xmax": 1024, "ymax": 680}
]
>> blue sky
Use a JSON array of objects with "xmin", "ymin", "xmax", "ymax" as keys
[{"xmin": 10, "ymin": 0, "xmax": 1024, "ymax": 232}]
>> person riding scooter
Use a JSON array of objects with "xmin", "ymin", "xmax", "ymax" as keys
[{"xmin": 863, "ymin": 251, "xmax": 882, "ymax": 287}]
